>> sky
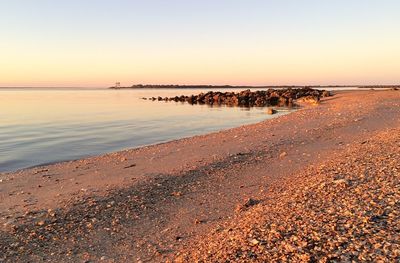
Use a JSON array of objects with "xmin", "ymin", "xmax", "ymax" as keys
[{"xmin": 1, "ymin": 0, "xmax": 400, "ymax": 87}]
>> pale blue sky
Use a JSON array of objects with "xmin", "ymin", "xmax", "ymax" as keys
[{"xmin": 1, "ymin": 0, "xmax": 399, "ymax": 86}]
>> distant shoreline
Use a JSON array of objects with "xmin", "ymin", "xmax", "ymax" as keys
[
  {"xmin": 0, "ymin": 85, "xmax": 398, "ymax": 90},
  {"xmin": 109, "ymin": 84, "xmax": 400, "ymax": 89}
]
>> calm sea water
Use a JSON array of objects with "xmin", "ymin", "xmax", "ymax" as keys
[{"xmin": 0, "ymin": 88, "xmax": 296, "ymax": 173}]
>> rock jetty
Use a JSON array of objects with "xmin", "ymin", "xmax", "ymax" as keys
[{"xmin": 145, "ymin": 88, "xmax": 330, "ymax": 107}]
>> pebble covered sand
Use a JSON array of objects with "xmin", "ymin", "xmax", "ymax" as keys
[{"xmin": 178, "ymin": 129, "xmax": 400, "ymax": 262}]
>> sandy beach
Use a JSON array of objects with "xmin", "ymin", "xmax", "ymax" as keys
[{"xmin": 1, "ymin": 90, "xmax": 399, "ymax": 262}]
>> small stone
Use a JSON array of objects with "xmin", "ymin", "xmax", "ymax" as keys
[
  {"xmin": 236, "ymin": 198, "xmax": 259, "ymax": 212},
  {"xmin": 48, "ymin": 209, "xmax": 56, "ymax": 217},
  {"xmin": 171, "ymin": 191, "xmax": 182, "ymax": 197},
  {"xmin": 333, "ymin": 179, "xmax": 347, "ymax": 185},
  {"xmin": 194, "ymin": 219, "xmax": 203, "ymax": 224},
  {"xmin": 280, "ymin": 152, "xmax": 287, "ymax": 158},
  {"xmin": 250, "ymin": 239, "xmax": 260, "ymax": 245}
]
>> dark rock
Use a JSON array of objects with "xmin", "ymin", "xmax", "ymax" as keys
[
  {"xmin": 147, "ymin": 88, "xmax": 328, "ymax": 108},
  {"xmin": 322, "ymin": 90, "xmax": 331, "ymax": 97}
]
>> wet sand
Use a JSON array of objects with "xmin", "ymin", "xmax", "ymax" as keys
[{"xmin": 0, "ymin": 90, "xmax": 399, "ymax": 262}]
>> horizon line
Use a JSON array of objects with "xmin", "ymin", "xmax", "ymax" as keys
[{"xmin": 1, "ymin": 84, "xmax": 400, "ymax": 89}]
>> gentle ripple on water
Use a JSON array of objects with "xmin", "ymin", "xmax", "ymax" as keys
[{"xmin": 0, "ymin": 88, "xmax": 295, "ymax": 172}]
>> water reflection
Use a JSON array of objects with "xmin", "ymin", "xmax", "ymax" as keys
[{"xmin": 0, "ymin": 88, "xmax": 294, "ymax": 172}]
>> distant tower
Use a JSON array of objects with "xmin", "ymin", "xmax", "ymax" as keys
[{"xmin": 115, "ymin": 82, "xmax": 121, "ymax": 88}]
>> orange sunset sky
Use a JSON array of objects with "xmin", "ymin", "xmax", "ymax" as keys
[{"xmin": 1, "ymin": 0, "xmax": 399, "ymax": 87}]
